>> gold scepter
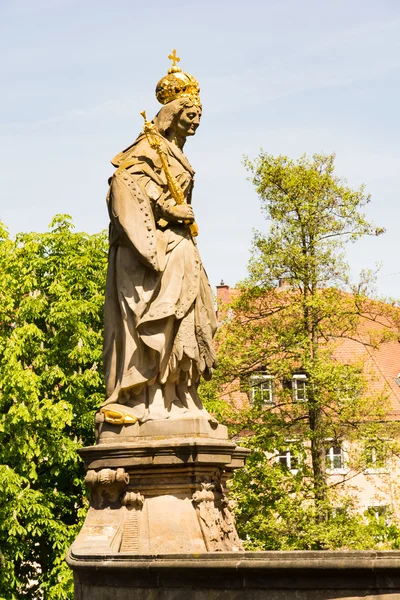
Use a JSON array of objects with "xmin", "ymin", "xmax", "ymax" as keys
[{"xmin": 140, "ymin": 110, "xmax": 199, "ymax": 238}]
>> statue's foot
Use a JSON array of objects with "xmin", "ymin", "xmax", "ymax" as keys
[
  {"xmin": 99, "ymin": 404, "xmax": 142, "ymax": 425},
  {"xmin": 99, "ymin": 401, "xmax": 218, "ymax": 427}
]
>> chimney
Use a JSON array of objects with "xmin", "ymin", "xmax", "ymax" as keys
[{"xmin": 216, "ymin": 280, "xmax": 230, "ymax": 304}]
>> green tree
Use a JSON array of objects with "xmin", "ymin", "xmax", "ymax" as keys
[
  {"xmin": 207, "ymin": 153, "xmax": 400, "ymax": 548},
  {"xmin": 0, "ymin": 216, "xmax": 107, "ymax": 599}
]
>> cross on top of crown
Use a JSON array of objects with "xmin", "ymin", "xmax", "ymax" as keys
[{"xmin": 168, "ymin": 49, "xmax": 181, "ymax": 70}]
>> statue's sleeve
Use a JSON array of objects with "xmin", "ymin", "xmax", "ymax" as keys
[
  {"xmin": 126, "ymin": 153, "xmax": 179, "ymax": 221},
  {"xmin": 108, "ymin": 169, "xmax": 161, "ymax": 272}
]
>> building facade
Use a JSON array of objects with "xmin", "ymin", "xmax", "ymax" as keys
[{"xmin": 216, "ymin": 282, "xmax": 400, "ymax": 519}]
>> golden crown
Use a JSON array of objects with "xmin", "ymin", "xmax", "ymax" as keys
[{"xmin": 155, "ymin": 50, "xmax": 201, "ymax": 107}]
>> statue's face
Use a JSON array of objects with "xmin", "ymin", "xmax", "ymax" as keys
[{"xmin": 175, "ymin": 105, "xmax": 202, "ymax": 138}]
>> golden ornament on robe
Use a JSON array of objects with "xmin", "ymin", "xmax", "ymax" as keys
[{"xmin": 155, "ymin": 49, "xmax": 201, "ymax": 107}]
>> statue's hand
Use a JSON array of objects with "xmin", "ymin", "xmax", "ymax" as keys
[{"xmin": 166, "ymin": 204, "xmax": 195, "ymax": 223}]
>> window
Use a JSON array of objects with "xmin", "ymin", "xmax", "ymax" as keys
[
  {"xmin": 276, "ymin": 447, "xmax": 300, "ymax": 471},
  {"xmin": 250, "ymin": 373, "xmax": 274, "ymax": 405},
  {"xmin": 366, "ymin": 445, "xmax": 386, "ymax": 469},
  {"xmin": 292, "ymin": 374, "xmax": 307, "ymax": 402},
  {"xmin": 326, "ymin": 445, "xmax": 344, "ymax": 470},
  {"xmin": 330, "ymin": 506, "xmax": 347, "ymax": 519},
  {"xmin": 364, "ymin": 443, "xmax": 387, "ymax": 470},
  {"xmin": 366, "ymin": 505, "xmax": 391, "ymax": 525}
]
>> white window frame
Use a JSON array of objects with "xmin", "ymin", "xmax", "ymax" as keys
[
  {"xmin": 325, "ymin": 440, "xmax": 348, "ymax": 474},
  {"xmin": 250, "ymin": 373, "xmax": 274, "ymax": 405},
  {"xmin": 292, "ymin": 374, "xmax": 307, "ymax": 402},
  {"xmin": 275, "ymin": 445, "xmax": 300, "ymax": 473}
]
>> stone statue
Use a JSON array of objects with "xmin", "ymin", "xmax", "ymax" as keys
[
  {"xmin": 68, "ymin": 54, "xmax": 248, "ymax": 573},
  {"xmin": 100, "ymin": 51, "xmax": 217, "ymax": 426}
]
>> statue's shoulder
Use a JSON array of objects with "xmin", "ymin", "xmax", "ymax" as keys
[{"xmin": 111, "ymin": 135, "xmax": 161, "ymax": 170}]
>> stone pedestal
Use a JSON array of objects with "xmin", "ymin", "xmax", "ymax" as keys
[{"xmin": 69, "ymin": 418, "xmax": 249, "ymax": 560}]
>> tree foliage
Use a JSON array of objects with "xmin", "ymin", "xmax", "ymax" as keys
[
  {"xmin": 204, "ymin": 153, "xmax": 400, "ymax": 549},
  {"xmin": 0, "ymin": 216, "xmax": 107, "ymax": 599}
]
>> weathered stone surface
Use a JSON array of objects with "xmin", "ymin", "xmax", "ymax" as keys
[
  {"xmin": 70, "ymin": 433, "xmax": 248, "ymax": 557},
  {"xmin": 67, "ymin": 55, "xmax": 247, "ymax": 573},
  {"xmin": 101, "ymin": 56, "xmax": 216, "ymax": 427},
  {"xmin": 95, "ymin": 416, "xmax": 228, "ymax": 445},
  {"xmin": 79, "ymin": 437, "xmax": 244, "ymax": 471},
  {"xmin": 67, "ymin": 550, "xmax": 400, "ymax": 599}
]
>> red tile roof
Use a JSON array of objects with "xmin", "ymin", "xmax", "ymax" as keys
[{"xmin": 217, "ymin": 285, "xmax": 400, "ymax": 419}]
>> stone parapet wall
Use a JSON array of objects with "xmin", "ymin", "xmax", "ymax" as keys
[{"xmin": 68, "ymin": 550, "xmax": 400, "ymax": 600}]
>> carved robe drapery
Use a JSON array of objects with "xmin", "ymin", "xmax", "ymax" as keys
[{"xmin": 102, "ymin": 134, "xmax": 217, "ymax": 422}]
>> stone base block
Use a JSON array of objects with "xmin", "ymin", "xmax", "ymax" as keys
[
  {"xmin": 70, "ymin": 433, "xmax": 249, "ymax": 556},
  {"xmin": 67, "ymin": 550, "xmax": 400, "ymax": 600},
  {"xmin": 96, "ymin": 416, "xmax": 229, "ymax": 444}
]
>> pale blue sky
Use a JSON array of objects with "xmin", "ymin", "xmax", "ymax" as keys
[{"xmin": 1, "ymin": 0, "xmax": 400, "ymax": 296}]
